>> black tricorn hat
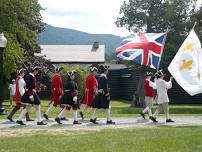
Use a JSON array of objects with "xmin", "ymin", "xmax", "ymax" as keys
[
  {"xmin": 67, "ymin": 70, "xmax": 77, "ymax": 76},
  {"xmin": 155, "ymin": 70, "xmax": 166, "ymax": 78},
  {"xmin": 99, "ymin": 65, "xmax": 109, "ymax": 73},
  {"xmin": 90, "ymin": 67, "xmax": 98, "ymax": 72},
  {"xmin": 17, "ymin": 68, "xmax": 26, "ymax": 75},
  {"xmin": 55, "ymin": 67, "xmax": 64, "ymax": 72},
  {"xmin": 146, "ymin": 72, "xmax": 153, "ymax": 77}
]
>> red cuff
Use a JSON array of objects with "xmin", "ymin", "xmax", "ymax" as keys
[
  {"xmin": 28, "ymin": 91, "xmax": 34, "ymax": 96},
  {"xmin": 71, "ymin": 91, "xmax": 78, "ymax": 97}
]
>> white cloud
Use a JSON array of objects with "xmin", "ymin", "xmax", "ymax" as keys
[
  {"xmin": 39, "ymin": 0, "xmax": 202, "ymax": 37},
  {"xmin": 38, "ymin": 0, "xmax": 130, "ymax": 37}
]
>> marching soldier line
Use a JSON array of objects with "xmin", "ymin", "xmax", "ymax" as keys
[{"xmin": 6, "ymin": 65, "xmax": 174, "ymax": 126}]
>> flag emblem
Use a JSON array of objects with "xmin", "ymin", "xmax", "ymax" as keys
[{"xmin": 168, "ymin": 30, "xmax": 202, "ymax": 96}]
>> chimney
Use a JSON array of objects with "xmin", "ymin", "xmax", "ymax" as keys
[{"xmin": 92, "ymin": 42, "xmax": 99, "ymax": 50}]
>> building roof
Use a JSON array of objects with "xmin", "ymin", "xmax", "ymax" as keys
[
  {"xmin": 109, "ymin": 64, "xmax": 127, "ymax": 70},
  {"xmin": 39, "ymin": 45, "xmax": 105, "ymax": 63}
]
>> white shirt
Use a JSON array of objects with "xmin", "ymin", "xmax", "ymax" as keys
[
  {"xmin": 8, "ymin": 84, "xmax": 16, "ymax": 96},
  {"xmin": 156, "ymin": 78, "xmax": 172, "ymax": 104},
  {"xmin": 18, "ymin": 77, "xmax": 26, "ymax": 96}
]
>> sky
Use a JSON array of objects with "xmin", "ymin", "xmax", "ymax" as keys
[
  {"xmin": 38, "ymin": 0, "xmax": 130, "ymax": 37},
  {"xmin": 38, "ymin": 0, "xmax": 202, "ymax": 37}
]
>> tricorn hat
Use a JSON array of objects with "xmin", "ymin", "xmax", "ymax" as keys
[
  {"xmin": 89, "ymin": 67, "xmax": 98, "ymax": 72},
  {"xmin": 17, "ymin": 68, "xmax": 26, "ymax": 75},
  {"xmin": 155, "ymin": 70, "xmax": 166, "ymax": 78},
  {"xmin": 146, "ymin": 72, "xmax": 153, "ymax": 77},
  {"xmin": 67, "ymin": 70, "xmax": 77, "ymax": 77},
  {"xmin": 55, "ymin": 67, "xmax": 64, "ymax": 73},
  {"xmin": 99, "ymin": 65, "xmax": 109, "ymax": 73}
]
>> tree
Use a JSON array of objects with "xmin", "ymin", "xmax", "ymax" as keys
[
  {"xmin": 116, "ymin": 0, "xmax": 201, "ymax": 107},
  {"xmin": 0, "ymin": 0, "xmax": 45, "ymax": 79}
]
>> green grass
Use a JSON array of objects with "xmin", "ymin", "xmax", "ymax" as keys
[
  {"xmin": 1, "ymin": 100, "xmax": 202, "ymax": 152},
  {"xmin": 1, "ymin": 126, "xmax": 202, "ymax": 152},
  {"xmin": 1, "ymin": 100, "xmax": 202, "ymax": 120}
]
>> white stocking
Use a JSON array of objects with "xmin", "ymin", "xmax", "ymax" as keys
[
  {"xmin": 19, "ymin": 105, "xmax": 31, "ymax": 121},
  {"xmin": 73, "ymin": 110, "xmax": 78, "ymax": 121},
  {"xmin": 45, "ymin": 104, "xmax": 54, "ymax": 115},
  {"xmin": 35, "ymin": 105, "xmax": 41, "ymax": 122}
]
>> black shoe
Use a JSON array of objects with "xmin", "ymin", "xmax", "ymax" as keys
[
  {"xmin": 107, "ymin": 120, "xmax": 115, "ymax": 125},
  {"xmin": 55, "ymin": 117, "xmax": 62, "ymax": 124},
  {"xmin": 106, "ymin": 120, "xmax": 115, "ymax": 125},
  {"xmin": 149, "ymin": 116, "xmax": 158, "ymax": 123},
  {"xmin": 73, "ymin": 121, "xmax": 81, "ymax": 125},
  {"xmin": 16, "ymin": 120, "xmax": 26, "ymax": 125},
  {"xmin": 90, "ymin": 119, "xmax": 98, "ymax": 124},
  {"xmin": 43, "ymin": 114, "xmax": 49, "ymax": 120},
  {"xmin": 140, "ymin": 112, "xmax": 145, "ymax": 119},
  {"xmin": 7, "ymin": 117, "xmax": 14, "ymax": 122},
  {"xmin": 80, "ymin": 112, "xmax": 84, "ymax": 120},
  {"xmin": 166, "ymin": 119, "xmax": 174, "ymax": 123},
  {"xmin": 37, "ymin": 121, "xmax": 47, "ymax": 125},
  {"xmin": 61, "ymin": 117, "xmax": 68, "ymax": 121}
]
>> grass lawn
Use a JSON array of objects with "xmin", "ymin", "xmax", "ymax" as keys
[
  {"xmin": 1, "ymin": 100, "xmax": 202, "ymax": 120},
  {"xmin": 0, "ymin": 126, "xmax": 202, "ymax": 152},
  {"xmin": 1, "ymin": 100, "xmax": 202, "ymax": 152}
]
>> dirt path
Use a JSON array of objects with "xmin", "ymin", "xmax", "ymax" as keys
[{"xmin": 0, "ymin": 116, "xmax": 202, "ymax": 136}]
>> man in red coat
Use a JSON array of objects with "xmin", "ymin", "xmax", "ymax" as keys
[
  {"xmin": 140, "ymin": 72, "xmax": 156, "ymax": 119},
  {"xmin": 43, "ymin": 67, "xmax": 64, "ymax": 120},
  {"xmin": 7, "ymin": 69, "xmax": 33, "ymax": 122},
  {"xmin": 79, "ymin": 67, "xmax": 98, "ymax": 120}
]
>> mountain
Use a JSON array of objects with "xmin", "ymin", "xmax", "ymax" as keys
[{"xmin": 38, "ymin": 25, "xmax": 123, "ymax": 55}]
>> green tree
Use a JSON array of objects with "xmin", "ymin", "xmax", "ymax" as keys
[
  {"xmin": 116, "ymin": 0, "xmax": 201, "ymax": 106},
  {"xmin": 0, "ymin": 0, "xmax": 44, "ymax": 79}
]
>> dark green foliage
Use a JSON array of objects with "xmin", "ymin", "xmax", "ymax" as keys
[
  {"xmin": 0, "ymin": 0, "xmax": 44, "ymax": 78},
  {"xmin": 116, "ymin": 0, "xmax": 202, "ymax": 69}
]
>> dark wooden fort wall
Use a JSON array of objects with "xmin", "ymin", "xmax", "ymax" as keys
[{"xmin": 108, "ymin": 68, "xmax": 202, "ymax": 104}]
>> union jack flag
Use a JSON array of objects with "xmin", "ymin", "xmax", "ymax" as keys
[{"xmin": 115, "ymin": 32, "xmax": 167, "ymax": 69}]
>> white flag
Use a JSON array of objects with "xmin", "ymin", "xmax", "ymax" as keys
[{"xmin": 168, "ymin": 30, "xmax": 202, "ymax": 96}]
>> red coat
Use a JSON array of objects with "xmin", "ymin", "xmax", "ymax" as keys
[
  {"xmin": 82, "ymin": 75, "xmax": 98, "ymax": 106},
  {"xmin": 144, "ymin": 79, "xmax": 155, "ymax": 97},
  {"xmin": 15, "ymin": 76, "xmax": 26, "ymax": 108},
  {"xmin": 51, "ymin": 74, "xmax": 64, "ymax": 106}
]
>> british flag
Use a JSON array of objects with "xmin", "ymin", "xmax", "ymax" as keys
[{"xmin": 115, "ymin": 32, "xmax": 167, "ymax": 69}]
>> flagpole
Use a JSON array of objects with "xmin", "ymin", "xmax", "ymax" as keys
[
  {"xmin": 156, "ymin": 27, "xmax": 169, "ymax": 71},
  {"xmin": 191, "ymin": 22, "xmax": 197, "ymax": 31},
  {"xmin": 15, "ymin": 53, "xmax": 29, "ymax": 71},
  {"xmin": 189, "ymin": 22, "xmax": 201, "ymax": 85}
]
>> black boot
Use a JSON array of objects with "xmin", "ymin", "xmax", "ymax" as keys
[
  {"xmin": 37, "ymin": 121, "xmax": 47, "ymax": 125},
  {"xmin": 90, "ymin": 119, "xmax": 98, "ymax": 124},
  {"xmin": 106, "ymin": 120, "xmax": 115, "ymax": 125},
  {"xmin": 55, "ymin": 117, "xmax": 62, "ymax": 124},
  {"xmin": 80, "ymin": 112, "xmax": 84, "ymax": 120},
  {"xmin": 25, "ymin": 112, "xmax": 34, "ymax": 121},
  {"xmin": 7, "ymin": 106, "xmax": 19, "ymax": 122},
  {"xmin": 166, "ymin": 119, "xmax": 174, "ymax": 123},
  {"xmin": 149, "ymin": 116, "xmax": 158, "ymax": 123},
  {"xmin": 43, "ymin": 114, "xmax": 49, "ymax": 120},
  {"xmin": 73, "ymin": 121, "xmax": 81, "ymax": 125},
  {"xmin": 140, "ymin": 112, "xmax": 145, "ymax": 119},
  {"xmin": 16, "ymin": 120, "xmax": 26, "ymax": 125},
  {"xmin": 61, "ymin": 117, "xmax": 68, "ymax": 121}
]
